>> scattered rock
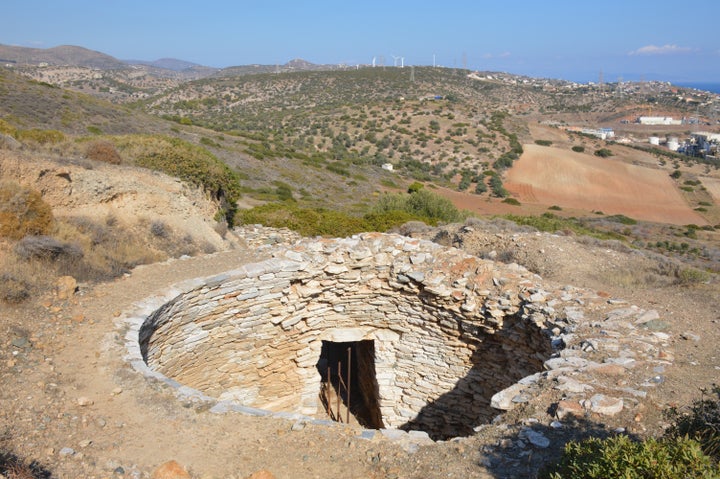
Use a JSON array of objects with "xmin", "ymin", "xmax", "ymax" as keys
[
  {"xmin": 520, "ymin": 429, "xmax": 550, "ymax": 448},
  {"xmin": 491, "ymin": 383, "xmax": 526, "ymax": 410},
  {"xmin": 681, "ymin": 332, "xmax": 701, "ymax": 342},
  {"xmin": 11, "ymin": 337, "xmax": 29, "ymax": 349},
  {"xmin": 555, "ymin": 400, "xmax": 585, "ymax": 420},
  {"xmin": 59, "ymin": 447, "xmax": 75, "ymax": 457},
  {"xmin": 246, "ymin": 470, "xmax": 276, "ymax": 479},
  {"xmin": 635, "ymin": 309, "xmax": 660, "ymax": 324},
  {"xmin": 56, "ymin": 276, "xmax": 77, "ymax": 300},
  {"xmin": 77, "ymin": 396, "xmax": 94, "ymax": 406},
  {"xmin": 554, "ymin": 376, "xmax": 593, "ymax": 393},
  {"xmin": 588, "ymin": 394, "xmax": 623, "ymax": 416},
  {"xmin": 151, "ymin": 460, "xmax": 191, "ymax": 479},
  {"xmin": 586, "ymin": 363, "xmax": 626, "ymax": 377},
  {"xmin": 640, "ymin": 319, "xmax": 670, "ymax": 332}
]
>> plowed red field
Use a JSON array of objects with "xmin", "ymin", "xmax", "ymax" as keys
[{"xmin": 501, "ymin": 144, "xmax": 707, "ymax": 225}]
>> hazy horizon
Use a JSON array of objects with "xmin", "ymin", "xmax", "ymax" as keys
[{"xmin": 4, "ymin": 0, "xmax": 719, "ymax": 84}]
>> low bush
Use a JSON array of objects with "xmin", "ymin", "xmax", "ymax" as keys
[
  {"xmin": 535, "ymin": 139, "xmax": 553, "ymax": 146},
  {"xmin": 0, "ymin": 270, "xmax": 32, "ymax": 304},
  {"xmin": 364, "ymin": 210, "xmax": 424, "ymax": 232},
  {"xmin": 15, "ymin": 128, "xmax": 65, "ymax": 145},
  {"xmin": 503, "ymin": 213, "xmax": 624, "ymax": 241},
  {"xmin": 676, "ymin": 267, "xmax": 711, "ymax": 285},
  {"xmin": 150, "ymin": 220, "xmax": 169, "ymax": 239},
  {"xmin": 0, "ymin": 181, "xmax": 55, "ymax": 240},
  {"xmin": 14, "ymin": 235, "xmax": 83, "ymax": 262},
  {"xmin": 540, "ymin": 435, "xmax": 718, "ymax": 479},
  {"xmin": 0, "ymin": 256, "xmax": 52, "ymax": 304},
  {"xmin": 665, "ymin": 384, "xmax": 720, "ymax": 461},
  {"xmin": 489, "ymin": 176, "xmax": 508, "ymax": 198},
  {"xmin": 85, "ymin": 141, "xmax": 122, "ymax": 164},
  {"xmin": 372, "ymin": 189, "xmax": 466, "ymax": 225},
  {"xmin": 237, "ymin": 202, "xmax": 368, "ymax": 237},
  {"xmin": 571, "ymin": 145, "xmax": 585, "ymax": 153},
  {"xmin": 605, "ymin": 214, "xmax": 637, "ymax": 225},
  {"xmin": 594, "ymin": 148, "xmax": 613, "ymax": 158},
  {"xmin": 502, "ymin": 197, "xmax": 521, "ymax": 206}
]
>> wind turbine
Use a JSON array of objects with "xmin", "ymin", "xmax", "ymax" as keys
[
  {"xmin": 372, "ymin": 57, "xmax": 376, "ymax": 68},
  {"xmin": 391, "ymin": 55, "xmax": 399, "ymax": 67}
]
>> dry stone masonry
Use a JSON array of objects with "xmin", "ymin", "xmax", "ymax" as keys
[{"xmin": 123, "ymin": 226, "xmax": 675, "ymax": 443}]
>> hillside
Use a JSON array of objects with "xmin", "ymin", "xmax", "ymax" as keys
[
  {"xmin": 1, "ymin": 46, "xmax": 720, "ymax": 479},
  {"xmin": 0, "ymin": 44, "xmax": 125, "ymax": 69}
]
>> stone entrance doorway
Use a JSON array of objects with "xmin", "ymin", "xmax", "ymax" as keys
[{"xmin": 317, "ymin": 340, "xmax": 384, "ymax": 429}]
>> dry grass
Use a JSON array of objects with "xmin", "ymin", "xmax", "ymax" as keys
[
  {"xmin": 0, "ymin": 213, "xmax": 215, "ymax": 304},
  {"xmin": 0, "ymin": 430, "xmax": 49, "ymax": 479},
  {"xmin": 0, "ymin": 181, "xmax": 55, "ymax": 240},
  {"xmin": 85, "ymin": 140, "xmax": 122, "ymax": 164}
]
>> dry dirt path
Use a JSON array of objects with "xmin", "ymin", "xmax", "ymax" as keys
[{"xmin": 2, "ymin": 246, "xmax": 492, "ymax": 479}]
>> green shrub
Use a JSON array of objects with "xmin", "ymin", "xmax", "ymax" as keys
[
  {"xmin": 275, "ymin": 183, "xmax": 294, "ymax": 201},
  {"xmin": 572, "ymin": 145, "xmax": 585, "ymax": 153},
  {"xmin": 548, "ymin": 205, "xmax": 562, "ymax": 211},
  {"xmin": 15, "ymin": 128, "xmax": 65, "ymax": 144},
  {"xmin": 364, "ymin": 210, "xmax": 423, "ymax": 232},
  {"xmin": 372, "ymin": 189, "xmax": 465, "ymax": 225},
  {"xmin": 237, "ymin": 202, "xmax": 367, "ymax": 237},
  {"xmin": 502, "ymin": 197, "xmax": 521, "ymax": 206},
  {"xmin": 503, "ymin": 213, "xmax": 623, "ymax": 241},
  {"xmin": 407, "ymin": 181, "xmax": 424, "ymax": 194},
  {"xmin": 665, "ymin": 385, "xmax": 720, "ymax": 461},
  {"xmin": 676, "ymin": 267, "xmax": 711, "ymax": 286},
  {"xmin": 535, "ymin": 139, "xmax": 553, "ymax": 146},
  {"xmin": 0, "ymin": 181, "xmax": 55, "ymax": 240},
  {"xmin": 489, "ymin": 176, "xmax": 508, "ymax": 198},
  {"xmin": 540, "ymin": 435, "xmax": 718, "ymax": 479},
  {"xmin": 606, "ymin": 214, "xmax": 637, "ymax": 225},
  {"xmin": 594, "ymin": 148, "xmax": 613, "ymax": 158}
]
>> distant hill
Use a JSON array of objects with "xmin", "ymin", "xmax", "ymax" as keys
[
  {"xmin": 124, "ymin": 57, "xmax": 206, "ymax": 72},
  {"xmin": 214, "ymin": 58, "xmax": 348, "ymax": 77},
  {"xmin": 0, "ymin": 44, "xmax": 126, "ymax": 69}
]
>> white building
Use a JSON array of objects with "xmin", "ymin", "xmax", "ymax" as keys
[
  {"xmin": 381, "ymin": 163, "xmax": 394, "ymax": 171},
  {"xmin": 638, "ymin": 116, "xmax": 682, "ymax": 125},
  {"xmin": 582, "ymin": 128, "xmax": 615, "ymax": 140}
]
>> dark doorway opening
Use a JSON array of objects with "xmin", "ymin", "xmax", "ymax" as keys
[{"xmin": 317, "ymin": 340, "xmax": 384, "ymax": 429}]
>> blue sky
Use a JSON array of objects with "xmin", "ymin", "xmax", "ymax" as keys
[{"xmin": 3, "ymin": 0, "xmax": 719, "ymax": 83}]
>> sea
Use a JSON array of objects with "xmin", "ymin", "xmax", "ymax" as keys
[{"xmin": 674, "ymin": 82, "xmax": 720, "ymax": 94}]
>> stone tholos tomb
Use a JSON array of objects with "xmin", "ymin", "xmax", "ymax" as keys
[{"xmin": 137, "ymin": 233, "xmax": 561, "ymax": 439}]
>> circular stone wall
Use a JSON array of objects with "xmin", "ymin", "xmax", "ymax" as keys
[{"xmin": 139, "ymin": 233, "xmax": 556, "ymax": 439}]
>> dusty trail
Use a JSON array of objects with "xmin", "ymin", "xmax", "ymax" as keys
[{"xmin": 5, "ymin": 246, "xmax": 488, "ymax": 479}]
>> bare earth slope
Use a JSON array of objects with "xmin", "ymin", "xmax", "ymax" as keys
[
  {"xmin": 0, "ymin": 150, "xmax": 229, "ymax": 251},
  {"xmin": 505, "ymin": 144, "xmax": 707, "ymax": 226}
]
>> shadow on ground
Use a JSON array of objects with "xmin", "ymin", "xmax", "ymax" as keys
[{"xmin": 478, "ymin": 417, "xmax": 640, "ymax": 479}]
